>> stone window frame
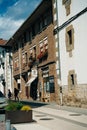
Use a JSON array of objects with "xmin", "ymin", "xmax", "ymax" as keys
[
  {"xmin": 65, "ymin": 25, "xmax": 74, "ymax": 57},
  {"xmin": 68, "ymin": 70, "xmax": 77, "ymax": 89},
  {"xmin": 62, "ymin": 0, "xmax": 71, "ymax": 16}
]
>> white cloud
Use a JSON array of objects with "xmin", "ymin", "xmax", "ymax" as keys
[
  {"xmin": 0, "ymin": 0, "xmax": 42, "ymax": 40},
  {"xmin": 5, "ymin": 0, "xmax": 41, "ymax": 20},
  {"xmin": 0, "ymin": 16, "xmax": 23, "ymax": 40}
]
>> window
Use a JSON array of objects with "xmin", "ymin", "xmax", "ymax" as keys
[
  {"xmin": 2, "ymin": 50, "xmax": 4, "ymax": 57},
  {"xmin": 68, "ymin": 30, "xmax": 72, "ymax": 45},
  {"xmin": 43, "ymin": 77, "xmax": 50, "ymax": 92},
  {"xmin": 14, "ymin": 58, "xmax": 19, "ymax": 70},
  {"xmin": 46, "ymin": 9, "xmax": 53, "ymax": 24},
  {"xmin": 14, "ymin": 42, "xmax": 18, "ymax": 51},
  {"xmin": 39, "ymin": 42, "xmax": 43, "ymax": 53},
  {"xmin": 22, "ymin": 52, "xmax": 28, "ymax": 66},
  {"xmin": 39, "ymin": 20, "xmax": 43, "ymax": 31},
  {"xmin": 49, "ymin": 76, "xmax": 55, "ymax": 93},
  {"xmin": 21, "ymin": 35, "xmax": 25, "ymax": 48},
  {"xmin": 70, "ymin": 74, "xmax": 74, "ymax": 85},
  {"xmin": 43, "ymin": 76, "xmax": 55, "ymax": 93},
  {"xmin": 68, "ymin": 70, "xmax": 77, "ymax": 88},
  {"xmin": 29, "ymin": 46, "xmax": 36, "ymax": 61},
  {"xmin": 32, "ymin": 25, "xmax": 35, "ymax": 38},
  {"xmin": 43, "ymin": 15, "xmax": 47, "ymax": 28},
  {"xmin": 22, "ymin": 53, "xmax": 25, "ymax": 64},
  {"xmin": 30, "ymin": 46, "xmax": 36, "ymax": 58},
  {"xmin": 65, "ymin": 25, "xmax": 74, "ymax": 55},
  {"xmin": 37, "ymin": 37, "xmax": 48, "ymax": 62},
  {"xmin": 24, "ymin": 32, "xmax": 27, "ymax": 43},
  {"xmin": 28, "ymin": 31, "xmax": 32, "ymax": 42},
  {"xmin": 25, "ymin": 52, "xmax": 27, "ymax": 64},
  {"xmin": 9, "ymin": 54, "xmax": 12, "ymax": 65},
  {"xmin": 43, "ymin": 37, "xmax": 48, "ymax": 51},
  {"xmin": 62, "ymin": 0, "xmax": 67, "ymax": 4},
  {"xmin": 39, "ymin": 37, "xmax": 48, "ymax": 53},
  {"xmin": 26, "ymin": 31, "xmax": 30, "ymax": 42},
  {"xmin": 35, "ymin": 22, "xmax": 39, "ymax": 34},
  {"xmin": 62, "ymin": 0, "xmax": 71, "ymax": 16}
]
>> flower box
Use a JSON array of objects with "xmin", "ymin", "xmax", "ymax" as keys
[
  {"xmin": 5, "ymin": 110, "xmax": 32, "ymax": 124},
  {"xmin": 37, "ymin": 51, "xmax": 48, "ymax": 60},
  {"xmin": 37, "ymin": 52, "xmax": 43, "ymax": 59},
  {"xmin": 5, "ymin": 101, "xmax": 33, "ymax": 124}
]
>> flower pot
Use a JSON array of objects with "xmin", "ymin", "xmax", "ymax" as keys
[{"xmin": 5, "ymin": 110, "xmax": 32, "ymax": 124}]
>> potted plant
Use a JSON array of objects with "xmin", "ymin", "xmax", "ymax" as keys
[{"xmin": 5, "ymin": 101, "xmax": 32, "ymax": 124}]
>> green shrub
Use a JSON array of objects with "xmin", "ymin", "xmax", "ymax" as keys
[{"xmin": 5, "ymin": 101, "xmax": 23, "ymax": 111}]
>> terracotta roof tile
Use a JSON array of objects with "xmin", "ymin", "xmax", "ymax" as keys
[{"xmin": 0, "ymin": 39, "xmax": 7, "ymax": 45}]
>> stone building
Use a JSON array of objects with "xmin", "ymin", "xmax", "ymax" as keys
[
  {"xmin": 53, "ymin": 0, "xmax": 87, "ymax": 107},
  {"xmin": 6, "ymin": 0, "xmax": 58, "ymax": 102}
]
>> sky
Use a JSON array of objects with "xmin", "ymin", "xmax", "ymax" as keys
[{"xmin": 0, "ymin": 0, "xmax": 42, "ymax": 40}]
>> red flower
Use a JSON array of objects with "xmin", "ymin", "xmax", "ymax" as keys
[{"xmin": 37, "ymin": 52, "xmax": 43, "ymax": 59}]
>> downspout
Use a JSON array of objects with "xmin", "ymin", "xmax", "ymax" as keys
[
  {"xmin": 55, "ymin": 0, "xmax": 62, "ymax": 105},
  {"xmin": 55, "ymin": 0, "xmax": 61, "ymax": 82}
]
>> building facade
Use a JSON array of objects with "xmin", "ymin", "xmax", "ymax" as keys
[
  {"xmin": 6, "ymin": 0, "xmax": 59, "ymax": 102},
  {"xmin": 53, "ymin": 0, "xmax": 87, "ymax": 107},
  {"xmin": 0, "ymin": 39, "xmax": 13, "ymax": 97}
]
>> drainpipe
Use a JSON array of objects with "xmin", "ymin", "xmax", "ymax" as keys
[
  {"xmin": 55, "ymin": 0, "xmax": 61, "ymax": 81},
  {"xmin": 55, "ymin": 0, "xmax": 62, "ymax": 105}
]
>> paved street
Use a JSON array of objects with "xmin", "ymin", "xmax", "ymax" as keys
[{"xmin": 12, "ymin": 102, "xmax": 87, "ymax": 130}]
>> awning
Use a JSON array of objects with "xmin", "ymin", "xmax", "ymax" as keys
[{"xmin": 25, "ymin": 76, "xmax": 37, "ymax": 86}]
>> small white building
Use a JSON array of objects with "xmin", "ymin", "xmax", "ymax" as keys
[
  {"xmin": 0, "ymin": 46, "xmax": 5, "ymax": 93},
  {"xmin": 53, "ymin": 0, "xmax": 87, "ymax": 107},
  {"xmin": 0, "ymin": 39, "xmax": 13, "ymax": 97}
]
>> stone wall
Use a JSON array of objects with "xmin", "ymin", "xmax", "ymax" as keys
[{"xmin": 61, "ymin": 84, "xmax": 87, "ymax": 108}]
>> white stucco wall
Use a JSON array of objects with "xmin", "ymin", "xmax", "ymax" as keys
[
  {"xmin": 0, "ymin": 47, "xmax": 5, "ymax": 93},
  {"xmin": 57, "ymin": 0, "xmax": 87, "ymax": 85},
  {"xmin": 57, "ymin": 0, "xmax": 87, "ymax": 26},
  {"xmin": 0, "ymin": 47, "xmax": 12, "ymax": 95}
]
